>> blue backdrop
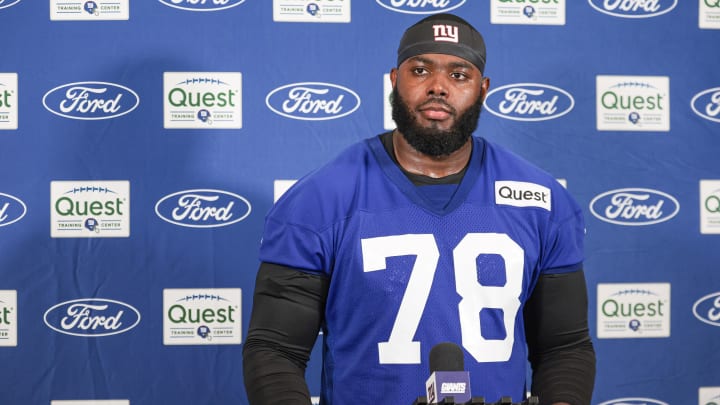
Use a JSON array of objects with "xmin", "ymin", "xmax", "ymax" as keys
[{"xmin": 1, "ymin": 1, "xmax": 719, "ymax": 404}]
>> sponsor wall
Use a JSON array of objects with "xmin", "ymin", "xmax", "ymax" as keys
[{"xmin": 0, "ymin": 1, "xmax": 719, "ymax": 404}]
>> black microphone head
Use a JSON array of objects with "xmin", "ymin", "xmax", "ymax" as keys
[{"xmin": 428, "ymin": 342, "xmax": 464, "ymax": 372}]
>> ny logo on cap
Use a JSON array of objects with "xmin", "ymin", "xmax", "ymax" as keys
[{"xmin": 432, "ymin": 24, "xmax": 459, "ymax": 43}]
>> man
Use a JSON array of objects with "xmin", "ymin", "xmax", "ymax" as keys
[{"xmin": 243, "ymin": 13, "xmax": 595, "ymax": 405}]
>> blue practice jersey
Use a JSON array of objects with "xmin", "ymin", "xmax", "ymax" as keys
[{"xmin": 259, "ymin": 135, "xmax": 585, "ymax": 405}]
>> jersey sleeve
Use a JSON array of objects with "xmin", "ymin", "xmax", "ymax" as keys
[
  {"xmin": 539, "ymin": 185, "xmax": 586, "ymax": 274},
  {"xmin": 259, "ymin": 215, "xmax": 330, "ymax": 275}
]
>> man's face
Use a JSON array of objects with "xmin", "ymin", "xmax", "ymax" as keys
[{"xmin": 391, "ymin": 53, "xmax": 489, "ymax": 157}]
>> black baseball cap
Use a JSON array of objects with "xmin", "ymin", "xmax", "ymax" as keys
[{"xmin": 397, "ymin": 13, "xmax": 487, "ymax": 73}]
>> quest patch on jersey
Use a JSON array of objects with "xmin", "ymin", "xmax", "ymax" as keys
[{"xmin": 495, "ymin": 181, "xmax": 551, "ymax": 211}]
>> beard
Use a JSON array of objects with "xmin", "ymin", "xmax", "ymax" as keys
[{"xmin": 391, "ymin": 86, "xmax": 483, "ymax": 157}]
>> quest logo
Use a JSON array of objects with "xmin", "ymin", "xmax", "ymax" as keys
[
  {"xmin": 0, "ymin": 0, "xmax": 21, "ymax": 10},
  {"xmin": 597, "ymin": 398, "xmax": 668, "ymax": 405},
  {"xmin": 375, "ymin": 0, "xmax": 466, "ymax": 14},
  {"xmin": 692, "ymin": 292, "xmax": 720, "ymax": 327},
  {"xmin": 164, "ymin": 73, "xmax": 242, "ymax": 129},
  {"xmin": 590, "ymin": 188, "xmax": 679, "ymax": 226},
  {"xmin": 0, "ymin": 192, "xmax": 26, "ymax": 228},
  {"xmin": 484, "ymin": 83, "xmax": 574, "ymax": 121},
  {"xmin": 0, "ymin": 290, "xmax": 17, "ymax": 347},
  {"xmin": 158, "ymin": 0, "xmax": 247, "ymax": 11},
  {"xmin": 43, "ymin": 298, "xmax": 141, "ymax": 337},
  {"xmin": 588, "ymin": 0, "xmax": 677, "ymax": 18},
  {"xmin": 155, "ymin": 189, "xmax": 251, "ymax": 228},
  {"xmin": 164, "ymin": 289, "xmax": 242, "ymax": 345},
  {"xmin": 691, "ymin": 87, "xmax": 720, "ymax": 123},
  {"xmin": 597, "ymin": 283, "xmax": 670, "ymax": 338},
  {"xmin": 50, "ymin": 181, "xmax": 130, "ymax": 238},
  {"xmin": 42, "ymin": 82, "xmax": 139, "ymax": 120},
  {"xmin": 266, "ymin": 82, "xmax": 360, "ymax": 121}
]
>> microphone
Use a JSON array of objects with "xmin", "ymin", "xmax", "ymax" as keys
[{"xmin": 425, "ymin": 342, "xmax": 472, "ymax": 404}]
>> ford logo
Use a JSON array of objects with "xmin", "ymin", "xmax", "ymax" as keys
[
  {"xmin": 266, "ymin": 82, "xmax": 361, "ymax": 121},
  {"xmin": 375, "ymin": 0, "xmax": 466, "ymax": 14},
  {"xmin": 0, "ymin": 0, "xmax": 22, "ymax": 10},
  {"xmin": 589, "ymin": 188, "xmax": 679, "ymax": 226},
  {"xmin": 597, "ymin": 398, "xmax": 668, "ymax": 405},
  {"xmin": 693, "ymin": 292, "xmax": 720, "ymax": 327},
  {"xmin": 42, "ymin": 81, "xmax": 139, "ymax": 120},
  {"xmin": 0, "ymin": 193, "xmax": 27, "ymax": 227},
  {"xmin": 588, "ymin": 0, "xmax": 677, "ymax": 18},
  {"xmin": 43, "ymin": 298, "xmax": 141, "ymax": 337},
  {"xmin": 155, "ymin": 189, "xmax": 252, "ymax": 228},
  {"xmin": 691, "ymin": 87, "xmax": 720, "ymax": 123},
  {"xmin": 158, "ymin": 0, "xmax": 247, "ymax": 12},
  {"xmin": 484, "ymin": 83, "xmax": 574, "ymax": 122}
]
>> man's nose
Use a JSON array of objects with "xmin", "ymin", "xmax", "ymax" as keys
[{"xmin": 426, "ymin": 75, "xmax": 449, "ymax": 97}]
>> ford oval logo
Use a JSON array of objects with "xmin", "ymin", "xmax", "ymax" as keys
[
  {"xmin": 693, "ymin": 292, "xmax": 720, "ymax": 327},
  {"xmin": 0, "ymin": 0, "xmax": 22, "ymax": 10},
  {"xmin": 158, "ymin": 0, "xmax": 247, "ymax": 12},
  {"xmin": 588, "ymin": 0, "xmax": 677, "ymax": 18},
  {"xmin": 42, "ymin": 81, "xmax": 139, "ymax": 120},
  {"xmin": 375, "ymin": 0, "xmax": 466, "ymax": 14},
  {"xmin": 155, "ymin": 189, "xmax": 252, "ymax": 228},
  {"xmin": 589, "ymin": 188, "xmax": 679, "ymax": 226},
  {"xmin": 691, "ymin": 87, "xmax": 720, "ymax": 123},
  {"xmin": 484, "ymin": 83, "xmax": 574, "ymax": 122},
  {"xmin": 266, "ymin": 82, "xmax": 361, "ymax": 121},
  {"xmin": 43, "ymin": 298, "xmax": 141, "ymax": 337},
  {"xmin": 0, "ymin": 193, "xmax": 27, "ymax": 227},
  {"xmin": 597, "ymin": 398, "xmax": 668, "ymax": 405}
]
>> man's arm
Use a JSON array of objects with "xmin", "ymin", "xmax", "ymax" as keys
[
  {"xmin": 523, "ymin": 269, "xmax": 596, "ymax": 405},
  {"xmin": 242, "ymin": 262, "xmax": 330, "ymax": 405}
]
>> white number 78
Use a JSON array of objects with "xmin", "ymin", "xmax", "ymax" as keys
[{"xmin": 361, "ymin": 233, "xmax": 523, "ymax": 364}]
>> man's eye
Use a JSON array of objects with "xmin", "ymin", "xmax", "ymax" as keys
[
  {"xmin": 412, "ymin": 67, "xmax": 428, "ymax": 75},
  {"xmin": 451, "ymin": 72, "xmax": 468, "ymax": 80}
]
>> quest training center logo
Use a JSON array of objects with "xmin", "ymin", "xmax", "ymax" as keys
[
  {"xmin": 164, "ymin": 72, "xmax": 242, "ymax": 129},
  {"xmin": 484, "ymin": 83, "xmax": 574, "ymax": 121},
  {"xmin": 597, "ymin": 398, "xmax": 668, "ymax": 405},
  {"xmin": 700, "ymin": 180, "xmax": 720, "ymax": 234},
  {"xmin": 0, "ymin": 290, "xmax": 17, "ymax": 347},
  {"xmin": 266, "ymin": 82, "xmax": 361, "ymax": 121},
  {"xmin": 273, "ymin": 0, "xmax": 351, "ymax": 23},
  {"xmin": 50, "ymin": 181, "xmax": 130, "ymax": 238},
  {"xmin": 589, "ymin": 188, "xmax": 679, "ymax": 226},
  {"xmin": 490, "ymin": 0, "xmax": 566, "ymax": 25},
  {"xmin": 43, "ymin": 298, "xmax": 141, "ymax": 337},
  {"xmin": 587, "ymin": 0, "xmax": 677, "ymax": 18},
  {"xmin": 0, "ymin": 73, "xmax": 18, "ymax": 130},
  {"xmin": 699, "ymin": 387, "xmax": 720, "ymax": 405},
  {"xmin": 50, "ymin": 0, "xmax": 129, "ymax": 21},
  {"xmin": 375, "ymin": 0, "xmax": 466, "ymax": 14},
  {"xmin": 42, "ymin": 81, "xmax": 139, "ymax": 120},
  {"xmin": 163, "ymin": 289, "xmax": 242, "ymax": 345},
  {"xmin": 692, "ymin": 291, "xmax": 720, "ymax": 327},
  {"xmin": 155, "ymin": 189, "xmax": 251, "ymax": 228},
  {"xmin": 596, "ymin": 75, "xmax": 670, "ymax": 131},
  {"xmin": 0, "ymin": 192, "xmax": 27, "ymax": 228},
  {"xmin": 597, "ymin": 283, "xmax": 671, "ymax": 338},
  {"xmin": 158, "ymin": 0, "xmax": 247, "ymax": 12},
  {"xmin": 691, "ymin": 87, "xmax": 720, "ymax": 123}
]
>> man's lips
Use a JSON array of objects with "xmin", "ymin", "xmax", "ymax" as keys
[{"xmin": 419, "ymin": 104, "xmax": 453, "ymax": 120}]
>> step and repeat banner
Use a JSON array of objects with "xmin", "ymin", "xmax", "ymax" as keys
[{"xmin": 0, "ymin": 1, "xmax": 719, "ymax": 404}]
